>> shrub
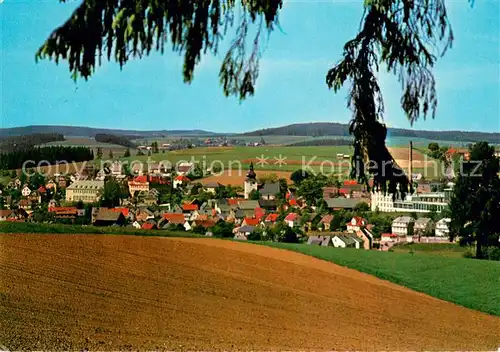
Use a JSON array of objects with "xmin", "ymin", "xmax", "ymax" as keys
[{"xmin": 485, "ymin": 247, "xmax": 500, "ymax": 261}]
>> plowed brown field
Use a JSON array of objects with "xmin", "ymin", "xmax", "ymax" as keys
[{"xmin": 1, "ymin": 234, "xmax": 499, "ymax": 351}]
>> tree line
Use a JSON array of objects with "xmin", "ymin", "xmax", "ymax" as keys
[
  {"xmin": 94, "ymin": 134, "xmax": 137, "ymax": 148},
  {"xmin": 0, "ymin": 146, "xmax": 94, "ymax": 170},
  {"xmin": 0, "ymin": 133, "xmax": 65, "ymax": 153},
  {"xmin": 286, "ymin": 138, "xmax": 353, "ymax": 147}
]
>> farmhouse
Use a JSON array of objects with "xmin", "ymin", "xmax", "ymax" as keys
[
  {"xmin": 346, "ymin": 216, "xmax": 367, "ymax": 232},
  {"xmin": 174, "ymin": 175, "xmax": 190, "ymax": 189},
  {"xmin": 414, "ymin": 217, "xmax": 435, "ymax": 237},
  {"xmin": 234, "ymin": 225, "xmax": 255, "ymax": 240},
  {"xmin": 203, "ymin": 182, "xmax": 224, "ymax": 194},
  {"xmin": 319, "ymin": 215, "xmax": 334, "ymax": 231},
  {"xmin": 93, "ymin": 208, "xmax": 126, "ymax": 226},
  {"xmin": 332, "ymin": 235, "xmax": 362, "ymax": 249},
  {"xmin": 392, "ymin": 216, "xmax": 415, "ymax": 237},
  {"xmin": 0, "ymin": 210, "xmax": 13, "ymax": 221},
  {"xmin": 284, "ymin": 213, "xmax": 300, "ymax": 227},
  {"xmin": 307, "ymin": 235, "xmax": 332, "ymax": 246}
]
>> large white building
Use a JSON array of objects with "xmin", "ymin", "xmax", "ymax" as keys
[
  {"xmin": 65, "ymin": 180, "xmax": 104, "ymax": 203},
  {"xmin": 371, "ymin": 189, "xmax": 452, "ymax": 213}
]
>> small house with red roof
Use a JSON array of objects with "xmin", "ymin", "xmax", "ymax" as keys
[
  {"xmin": 242, "ymin": 217, "xmax": 260, "ymax": 227},
  {"xmin": 142, "ymin": 221, "xmax": 157, "ymax": 230},
  {"xmin": 347, "ymin": 216, "xmax": 368, "ymax": 232},
  {"xmin": 182, "ymin": 203, "xmax": 199, "ymax": 212},
  {"xmin": 49, "ymin": 206, "xmax": 78, "ymax": 220},
  {"xmin": 174, "ymin": 175, "xmax": 191, "ymax": 189},
  {"xmin": 284, "ymin": 213, "xmax": 300, "ymax": 227},
  {"xmin": 45, "ymin": 179, "xmax": 57, "ymax": 191},
  {"xmin": 264, "ymin": 213, "xmax": 279, "ymax": 225},
  {"xmin": 110, "ymin": 207, "xmax": 132, "ymax": 221},
  {"xmin": 319, "ymin": 214, "xmax": 334, "ymax": 231},
  {"xmin": 0, "ymin": 210, "xmax": 14, "ymax": 222},
  {"xmin": 254, "ymin": 207, "xmax": 266, "ymax": 220},
  {"xmin": 128, "ymin": 176, "xmax": 149, "ymax": 195}
]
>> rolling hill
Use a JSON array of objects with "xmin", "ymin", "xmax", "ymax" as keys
[
  {"xmin": 1, "ymin": 123, "xmax": 499, "ymax": 144},
  {"xmin": 0, "ymin": 125, "xmax": 217, "ymax": 138},
  {"xmin": 1, "ymin": 234, "xmax": 498, "ymax": 350},
  {"xmin": 242, "ymin": 122, "xmax": 500, "ymax": 143}
]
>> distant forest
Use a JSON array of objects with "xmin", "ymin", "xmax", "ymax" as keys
[
  {"xmin": 286, "ymin": 139, "xmax": 353, "ymax": 147},
  {"xmin": 0, "ymin": 133, "xmax": 65, "ymax": 153},
  {"xmin": 0, "ymin": 146, "xmax": 94, "ymax": 170},
  {"xmin": 243, "ymin": 123, "xmax": 500, "ymax": 144},
  {"xmin": 94, "ymin": 133, "xmax": 137, "ymax": 148}
]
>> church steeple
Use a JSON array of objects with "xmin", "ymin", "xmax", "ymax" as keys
[{"xmin": 246, "ymin": 162, "xmax": 256, "ymax": 180}]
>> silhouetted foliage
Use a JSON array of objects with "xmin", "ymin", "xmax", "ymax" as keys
[
  {"xmin": 286, "ymin": 138, "xmax": 353, "ymax": 147},
  {"xmin": 37, "ymin": 0, "xmax": 464, "ymax": 194},
  {"xmin": 95, "ymin": 133, "xmax": 136, "ymax": 148},
  {"xmin": 0, "ymin": 146, "xmax": 94, "ymax": 170},
  {"xmin": 0, "ymin": 133, "xmax": 65, "ymax": 153},
  {"xmin": 449, "ymin": 142, "xmax": 500, "ymax": 259}
]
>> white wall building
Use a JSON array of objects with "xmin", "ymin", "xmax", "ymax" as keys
[
  {"xmin": 392, "ymin": 216, "xmax": 415, "ymax": 237},
  {"xmin": 371, "ymin": 190, "xmax": 451, "ymax": 213},
  {"xmin": 435, "ymin": 218, "xmax": 451, "ymax": 237}
]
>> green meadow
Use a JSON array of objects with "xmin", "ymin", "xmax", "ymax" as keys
[{"xmin": 260, "ymin": 242, "xmax": 500, "ymax": 316}]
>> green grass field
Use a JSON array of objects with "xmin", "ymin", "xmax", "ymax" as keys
[
  {"xmin": 120, "ymin": 145, "xmax": 354, "ymax": 173},
  {"xmin": 259, "ymin": 242, "xmax": 500, "ymax": 316},
  {"xmin": 392, "ymin": 243, "xmax": 470, "ymax": 258},
  {"xmin": 0, "ymin": 222, "xmax": 192, "ymax": 238}
]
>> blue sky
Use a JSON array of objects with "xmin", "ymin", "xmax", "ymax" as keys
[{"xmin": 1, "ymin": 0, "xmax": 499, "ymax": 133}]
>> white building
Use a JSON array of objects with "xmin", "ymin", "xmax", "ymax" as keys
[
  {"xmin": 391, "ymin": 216, "xmax": 415, "ymax": 237},
  {"xmin": 110, "ymin": 161, "xmax": 122, "ymax": 176},
  {"xmin": 332, "ymin": 235, "xmax": 361, "ymax": 249},
  {"xmin": 435, "ymin": 218, "xmax": 451, "ymax": 237},
  {"xmin": 243, "ymin": 163, "xmax": 258, "ymax": 199},
  {"xmin": 371, "ymin": 190, "xmax": 451, "ymax": 213},
  {"xmin": 65, "ymin": 180, "xmax": 105, "ymax": 203},
  {"xmin": 21, "ymin": 185, "xmax": 31, "ymax": 197}
]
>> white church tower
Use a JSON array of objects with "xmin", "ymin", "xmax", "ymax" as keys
[{"xmin": 244, "ymin": 162, "xmax": 258, "ymax": 199}]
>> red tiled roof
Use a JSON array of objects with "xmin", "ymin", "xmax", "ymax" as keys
[
  {"xmin": 285, "ymin": 213, "xmax": 298, "ymax": 221},
  {"xmin": 348, "ymin": 216, "xmax": 366, "ymax": 227},
  {"xmin": 343, "ymin": 180, "xmax": 358, "ymax": 186},
  {"xmin": 110, "ymin": 207, "xmax": 129, "ymax": 217},
  {"xmin": 254, "ymin": 207, "xmax": 266, "ymax": 217},
  {"xmin": 243, "ymin": 217, "xmax": 260, "ymax": 226},
  {"xmin": 142, "ymin": 222, "xmax": 155, "ymax": 230},
  {"xmin": 49, "ymin": 206, "xmax": 77, "ymax": 215},
  {"xmin": 163, "ymin": 213, "xmax": 186, "ymax": 224},
  {"xmin": 320, "ymin": 214, "xmax": 334, "ymax": 224},
  {"xmin": 182, "ymin": 204, "xmax": 199, "ymax": 211},
  {"xmin": 227, "ymin": 198, "xmax": 239, "ymax": 205},
  {"xmin": 193, "ymin": 220, "xmax": 216, "ymax": 228},
  {"xmin": 381, "ymin": 233, "xmax": 398, "ymax": 238},
  {"xmin": 0, "ymin": 210, "xmax": 13, "ymax": 217},
  {"xmin": 265, "ymin": 213, "xmax": 279, "ymax": 222},
  {"xmin": 134, "ymin": 175, "xmax": 148, "ymax": 183},
  {"xmin": 175, "ymin": 175, "xmax": 190, "ymax": 182}
]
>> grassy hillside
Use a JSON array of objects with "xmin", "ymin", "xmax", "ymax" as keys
[
  {"xmin": 260, "ymin": 242, "xmax": 500, "ymax": 316},
  {"xmin": 120, "ymin": 145, "xmax": 354, "ymax": 172},
  {"xmin": 243, "ymin": 122, "xmax": 500, "ymax": 144},
  {"xmin": 392, "ymin": 243, "xmax": 470, "ymax": 258}
]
